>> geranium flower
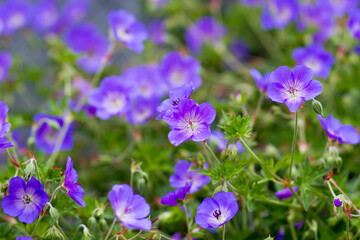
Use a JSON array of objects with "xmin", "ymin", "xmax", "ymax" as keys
[
  {"xmin": 163, "ymin": 99, "xmax": 216, "ymax": 146},
  {"xmin": 0, "ymin": 0, "xmax": 32, "ymax": 35},
  {"xmin": 62, "ymin": 156, "xmax": 86, "ymax": 207},
  {"xmin": 1, "ymin": 177, "xmax": 49, "ymax": 224},
  {"xmin": 148, "ymin": 19, "xmax": 166, "ymax": 45},
  {"xmin": 0, "ymin": 52, "xmax": 12, "ymax": 82},
  {"xmin": 209, "ymin": 130, "xmax": 244, "ymax": 153},
  {"xmin": 275, "ymin": 187, "xmax": 298, "ymax": 200},
  {"xmin": 347, "ymin": 10, "xmax": 360, "ymax": 41},
  {"xmin": 249, "ymin": 68, "xmax": 271, "ymax": 92},
  {"xmin": 195, "ymin": 191, "xmax": 238, "ymax": 228},
  {"xmin": 267, "ymin": 65, "xmax": 323, "ymax": 112},
  {"xmin": 108, "ymin": 184, "xmax": 151, "ymax": 231},
  {"xmin": 16, "ymin": 237, "xmax": 33, "ymax": 240},
  {"xmin": 0, "ymin": 100, "xmax": 13, "ymax": 149},
  {"xmin": 161, "ymin": 182, "xmax": 192, "ymax": 206},
  {"xmin": 261, "ymin": 0, "xmax": 299, "ymax": 30},
  {"xmin": 31, "ymin": 0, "xmax": 59, "ymax": 34}
]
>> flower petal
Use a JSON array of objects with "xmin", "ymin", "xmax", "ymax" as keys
[
  {"xmin": 8, "ymin": 177, "xmax": 26, "ymax": 199},
  {"xmin": 168, "ymin": 129, "xmax": 192, "ymax": 146},
  {"xmin": 270, "ymin": 66, "xmax": 293, "ymax": 88},
  {"xmin": 338, "ymin": 125, "xmax": 360, "ymax": 145},
  {"xmin": 126, "ymin": 194, "xmax": 150, "ymax": 218},
  {"xmin": 1, "ymin": 196, "xmax": 24, "ymax": 217},
  {"xmin": 284, "ymin": 97, "xmax": 304, "ymax": 112},
  {"xmin": 267, "ymin": 82, "xmax": 288, "ymax": 103},
  {"xmin": 121, "ymin": 217, "xmax": 152, "ymax": 231},
  {"xmin": 196, "ymin": 102, "xmax": 216, "ymax": 124},
  {"xmin": 192, "ymin": 123, "xmax": 211, "ymax": 142},
  {"xmin": 301, "ymin": 80, "xmax": 322, "ymax": 101},
  {"xmin": 292, "ymin": 65, "xmax": 313, "ymax": 90}
]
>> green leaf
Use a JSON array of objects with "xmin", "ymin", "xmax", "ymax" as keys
[
  {"xmin": 199, "ymin": 159, "xmax": 244, "ymax": 184},
  {"xmin": 218, "ymin": 112, "xmax": 253, "ymax": 139},
  {"xmin": 231, "ymin": 171, "xmax": 249, "ymax": 196}
]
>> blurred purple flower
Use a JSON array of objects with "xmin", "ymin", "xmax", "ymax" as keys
[
  {"xmin": 355, "ymin": 45, "xmax": 360, "ymax": 55},
  {"xmin": 0, "ymin": 137, "xmax": 13, "ymax": 149},
  {"xmin": 238, "ymin": 0, "xmax": 262, "ymax": 7},
  {"xmin": 275, "ymin": 187, "xmax": 298, "ymax": 200},
  {"xmin": 0, "ymin": 51, "xmax": 12, "ymax": 82},
  {"xmin": 277, "ymin": 227, "xmax": 285, "ymax": 240},
  {"xmin": 11, "ymin": 127, "xmax": 29, "ymax": 153},
  {"xmin": 161, "ymin": 182, "xmax": 192, "ymax": 206},
  {"xmin": 334, "ymin": 198, "xmax": 342, "ymax": 207},
  {"xmin": 148, "ymin": 0, "xmax": 171, "ymax": 8},
  {"xmin": 348, "ymin": 10, "xmax": 360, "ymax": 41},
  {"xmin": 126, "ymin": 97, "xmax": 159, "ymax": 125},
  {"xmin": 163, "ymin": 99, "xmax": 216, "ymax": 146},
  {"xmin": 249, "ymin": 68, "xmax": 271, "ymax": 92},
  {"xmin": 292, "ymin": 44, "xmax": 334, "ymax": 79},
  {"xmin": 156, "ymin": 83, "xmax": 194, "ymax": 120},
  {"xmin": 148, "ymin": 19, "xmax": 166, "ymax": 45},
  {"xmin": 229, "ymin": 39, "xmax": 250, "ymax": 62},
  {"xmin": 0, "ymin": 0, "xmax": 32, "ymax": 35},
  {"xmin": 159, "ymin": 51, "xmax": 202, "ymax": 89},
  {"xmin": 209, "ymin": 130, "xmax": 244, "ymax": 153},
  {"xmin": 185, "ymin": 16, "xmax": 226, "ymax": 54},
  {"xmin": 31, "ymin": 0, "xmax": 59, "ymax": 34},
  {"xmin": 294, "ymin": 221, "xmax": 303, "ymax": 228},
  {"xmin": 33, "ymin": 113, "xmax": 74, "ymax": 154},
  {"xmin": 62, "ymin": 156, "xmax": 86, "ymax": 207},
  {"xmin": 108, "ymin": 184, "xmax": 152, "ymax": 231},
  {"xmin": 69, "ymin": 77, "xmax": 96, "ymax": 115},
  {"xmin": 267, "ymin": 65, "xmax": 322, "ymax": 112},
  {"xmin": 1, "ymin": 177, "xmax": 49, "ymax": 224},
  {"xmin": 0, "ymin": 100, "xmax": 13, "ymax": 149},
  {"xmin": 64, "ymin": 23, "xmax": 110, "ymax": 74},
  {"xmin": 88, "ymin": 76, "xmax": 131, "ymax": 120},
  {"xmin": 169, "ymin": 160, "xmax": 210, "ymax": 194},
  {"xmin": 16, "ymin": 237, "xmax": 33, "ymax": 240},
  {"xmin": 108, "ymin": 9, "xmax": 148, "ymax": 53},
  {"xmin": 261, "ymin": 0, "xmax": 299, "ymax": 30},
  {"xmin": 195, "ymin": 191, "xmax": 238, "ymax": 228},
  {"xmin": 317, "ymin": 114, "xmax": 360, "ymax": 145},
  {"xmin": 320, "ymin": 0, "xmax": 358, "ymax": 17}
]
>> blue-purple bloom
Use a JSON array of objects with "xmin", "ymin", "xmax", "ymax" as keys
[
  {"xmin": 0, "ymin": 52, "xmax": 12, "ymax": 82},
  {"xmin": 126, "ymin": 97, "xmax": 159, "ymax": 125},
  {"xmin": 249, "ymin": 69, "xmax": 271, "ymax": 92},
  {"xmin": 163, "ymin": 99, "xmax": 216, "ymax": 146},
  {"xmin": 161, "ymin": 182, "xmax": 192, "ymax": 206},
  {"xmin": 0, "ymin": 100, "xmax": 13, "ymax": 149},
  {"xmin": 16, "ymin": 237, "xmax": 33, "ymax": 240},
  {"xmin": 160, "ymin": 51, "xmax": 202, "ymax": 90},
  {"xmin": 195, "ymin": 191, "xmax": 238, "ymax": 228},
  {"xmin": 275, "ymin": 187, "xmax": 298, "ymax": 200},
  {"xmin": 31, "ymin": 0, "xmax": 59, "ymax": 34},
  {"xmin": 169, "ymin": 161, "xmax": 210, "ymax": 194},
  {"xmin": 0, "ymin": 0, "xmax": 32, "ymax": 35},
  {"xmin": 33, "ymin": 113, "xmax": 74, "ymax": 154},
  {"xmin": 64, "ymin": 23, "xmax": 110, "ymax": 74},
  {"xmin": 317, "ymin": 114, "xmax": 360, "ymax": 145},
  {"xmin": 229, "ymin": 39, "xmax": 250, "ymax": 62},
  {"xmin": 108, "ymin": 184, "xmax": 152, "ymax": 231},
  {"xmin": 334, "ymin": 198, "xmax": 342, "ymax": 207},
  {"xmin": 292, "ymin": 44, "xmax": 335, "ymax": 79},
  {"xmin": 347, "ymin": 10, "xmax": 360, "ymax": 41},
  {"xmin": 185, "ymin": 16, "xmax": 226, "ymax": 54},
  {"xmin": 108, "ymin": 9, "xmax": 148, "ymax": 53},
  {"xmin": 148, "ymin": 19, "xmax": 166, "ymax": 45},
  {"xmin": 62, "ymin": 156, "xmax": 85, "ymax": 207},
  {"xmin": 148, "ymin": 0, "xmax": 171, "ymax": 8},
  {"xmin": 1, "ymin": 177, "xmax": 49, "ymax": 224},
  {"xmin": 261, "ymin": 0, "xmax": 299, "ymax": 30},
  {"xmin": 209, "ymin": 130, "xmax": 244, "ymax": 153},
  {"xmin": 322, "ymin": 0, "xmax": 358, "ymax": 17},
  {"xmin": 267, "ymin": 65, "xmax": 323, "ymax": 112}
]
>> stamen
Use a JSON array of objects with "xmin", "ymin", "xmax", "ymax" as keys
[{"xmin": 213, "ymin": 209, "xmax": 221, "ymax": 219}]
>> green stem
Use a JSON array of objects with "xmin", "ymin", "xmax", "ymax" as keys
[
  {"xmin": 257, "ymin": 198, "xmax": 300, "ymax": 209},
  {"xmin": 242, "ymin": 197, "xmax": 247, "ymax": 230},
  {"xmin": 238, "ymin": 137, "xmax": 285, "ymax": 184},
  {"xmin": 183, "ymin": 203, "xmax": 191, "ymax": 239},
  {"xmin": 346, "ymin": 216, "xmax": 350, "ymax": 240},
  {"xmin": 222, "ymin": 223, "xmax": 226, "ymax": 240},
  {"xmin": 56, "ymin": 222, "xmax": 69, "ymax": 240},
  {"xmin": 251, "ymin": 93, "xmax": 264, "ymax": 126},
  {"xmin": 128, "ymin": 230, "xmax": 142, "ymax": 240},
  {"xmin": 289, "ymin": 111, "xmax": 299, "ymax": 181},
  {"xmin": 104, "ymin": 218, "xmax": 117, "ymax": 240},
  {"xmin": 203, "ymin": 142, "xmax": 222, "ymax": 165},
  {"xmin": 288, "ymin": 219, "xmax": 298, "ymax": 240}
]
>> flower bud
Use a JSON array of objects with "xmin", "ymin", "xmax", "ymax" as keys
[
  {"xmin": 82, "ymin": 225, "xmax": 94, "ymax": 240},
  {"xmin": 93, "ymin": 208, "xmax": 104, "ymax": 218},
  {"xmin": 23, "ymin": 161, "xmax": 35, "ymax": 181},
  {"xmin": 312, "ymin": 99, "xmax": 324, "ymax": 117},
  {"xmin": 137, "ymin": 178, "xmax": 146, "ymax": 194},
  {"xmin": 41, "ymin": 226, "xmax": 65, "ymax": 240},
  {"xmin": 87, "ymin": 216, "xmax": 97, "ymax": 230},
  {"xmin": 49, "ymin": 205, "xmax": 60, "ymax": 223},
  {"xmin": 99, "ymin": 218, "xmax": 107, "ymax": 232}
]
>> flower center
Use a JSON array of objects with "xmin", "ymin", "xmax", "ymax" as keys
[
  {"xmin": 287, "ymin": 86, "xmax": 299, "ymax": 99},
  {"xmin": 186, "ymin": 121, "xmax": 197, "ymax": 132},
  {"xmin": 22, "ymin": 194, "xmax": 32, "ymax": 205},
  {"xmin": 213, "ymin": 209, "xmax": 221, "ymax": 219}
]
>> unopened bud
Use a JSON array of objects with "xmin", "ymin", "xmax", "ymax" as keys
[
  {"xmin": 82, "ymin": 225, "xmax": 94, "ymax": 240},
  {"xmin": 41, "ymin": 226, "xmax": 65, "ymax": 240},
  {"xmin": 49, "ymin": 205, "xmax": 60, "ymax": 223},
  {"xmin": 87, "ymin": 216, "xmax": 97, "ymax": 230},
  {"xmin": 312, "ymin": 99, "xmax": 324, "ymax": 117},
  {"xmin": 213, "ymin": 186, "xmax": 223, "ymax": 195},
  {"xmin": 137, "ymin": 178, "xmax": 146, "ymax": 194},
  {"xmin": 23, "ymin": 161, "xmax": 35, "ymax": 181},
  {"xmin": 99, "ymin": 218, "xmax": 107, "ymax": 232}
]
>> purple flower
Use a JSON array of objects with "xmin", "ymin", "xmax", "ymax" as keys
[
  {"xmin": 88, "ymin": 76, "xmax": 131, "ymax": 120},
  {"xmin": 16, "ymin": 237, "xmax": 33, "ymax": 240},
  {"xmin": 294, "ymin": 221, "xmax": 303, "ymax": 228},
  {"xmin": 1, "ymin": 177, "xmax": 49, "ymax": 224},
  {"xmin": 209, "ymin": 130, "xmax": 244, "ymax": 153},
  {"xmin": 238, "ymin": 0, "xmax": 262, "ymax": 7},
  {"xmin": 334, "ymin": 198, "xmax": 342, "ymax": 207},
  {"xmin": 160, "ymin": 51, "xmax": 202, "ymax": 90},
  {"xmin": 261, "ymin": 0, "xmax": 299, "ymax": 30},
  {"xmin": 317, "ymin": 114, "xmax": 360, "ymax": 145},
  {"xmin": 62, "ymin": 156, "xmax": 85, "ymax": 207},
  {"xmin": 148, "ymin": 0, "xmax": 171, "ymax": 8},
  {"xmin": 108, "ymin": 184, "xmax": 152, "ymax": 231},
  {"xmin": 148, "ymin": 19, "xmax": 166, "ymax": 45},
  {"xmin": 0, "ymin": 51, "xmax": 12, "ymax": 82},
  {"xmin": 33, "ymin": 113, "xmax": 74, "ymax": 154},
  {"xmin": 229, "ymin": 39, "xmax": 250, "ymax": 62},
  {"xmin": 0, "ymin": 137, "xmax": 13, "ymax": 149},
  {"xmin": 347, "ymin": 10, "xmax": 360, "ymax": 41},
  {"xmin": 126, "ymin": 97, "xmax": 159, "ymax": 125},
  {"xmin": 169, "ymin": 161, "xmax": 210, "ymax": 194},
  {"xmin": 185, "ymin": 16, "xmax": 226, "ymax": 54},
  {"xmin": 249, "ymin": 69, "xmax": 271, "ymax": 92},
  {"xmin": 31, "ymin": 0, "xmax": 59, "ymax": 33},
  {"xmin": 195, "ymin": 191, "xmax": 238, "ymax": 228},
  {"xmin": 267, "ymin": 65, "xmax": 323, "ymax": 112},
  {"xmin": 292, "ymin": 44, "xmax": 335, "ymax": 79},
  {"xmin": 277, "ymin": 227, "xmax": 285, "ymax": 240},
  {"xmin": 0, "ymin": 0, "xmax": 32, "ymax": 35},
  {"xmin": 0, "ymin": 100, "xmax": 13, "ymax": 149},
  {"xmin": 275, "ymin": 187, "xmax": 298, "ymax": 200},
  {"xmin": 108, "ymin": 9, "xmax": 148, "ymax": 53},
  {"xmin": 321, "ymin": 0, "xmax": 358, "ymax": 17},
  {"xmin": 161, "ymin": 182, "xmax": 192, "ymax": 206},
  {"xmin": 156, "ymin": 83, "xmax": 194, "ymax": 120},
  {"xmin": 163, "ymin": 99, "xmax": 216, "ymax": 146},
  {"xmin": 63, "ymin": 23, "xmax": 110, "ymax": 74}
]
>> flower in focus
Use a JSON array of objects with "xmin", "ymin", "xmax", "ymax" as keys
[
  {"xmin": 62, "ymin": 156, "xmax": 86, "ymax": 207},
  {"xmin": 161, "ymin": 182, "xmax": 192, "ymax": 206},
  {"xmin": 148, "ymin": 19, "xmax": 166, "ymax": 45},
  {"xmin": 267, "ymin": 65, "xmax": 323, "ymax": 112},
  {"xmin": 292, "ymin": 44, "xmax": 334, "ymax": 79},
  {"xmin": 169, "ymin": 160, "xmax": 210, "ymax": 194},
  {"xmin": 261, "ymin": 0, "xmax": 299, "ymax": 30},
  {"xmin": 209, "ymin": 130, "xmax": 244, "ymax": 153},
  {"xmin": 347, "ymin": 10, "xmax": 360, "ymax": 41},
  {"xmin": 195, "ymin": 191, "xmax": 238, "ymax": 228},
  {"xmin": 334, "ymin": 198, "xmax": 342, "ymax": 207},
  {"xmin": 317, "ymin": 114, "xmax": 360, "ymax": 145},
  {"xmin": 31, "ymin": 0, "xmax": 59, "ymax": 34},
  {"xmin": 156, "ymin": 83, "xmax": 194, "ymax": 120},
  {"xmin": 163, "ymin": 99, "xmax": 216, "ymax": 146},
  {"xmin": 249, "ymin": 68, "xmax": 271, "ymax": 92},
  {"xmin": 275, "ymin": 187, "xmax": 298, "ymax": 200},
  {"xmin": 0, "ymin": 51, "xmax": 13, "ymax": 82},
  {"xmin": 185, "ymin": 16, "xmax": 226, "ymax": 54},
  {"xmin": 88, "ymin": 76, "xmax": 131, "ymax": 120},
  {"xmin": 64, "ymin": 23, "xmax": 110, "ymax": 74},
  {"xmin": 108, "ymin": 9, "xmax": 148, "ymax": 53},
  {"xmin": 33, "ymin": 113, "xmax": 74, "ymax": 154},
  {"xmin": 108, "ymin": 184, "xmax": 152, "ymax": 231},
  {"xmin": 1, "ymin": 177, "xmax": 49, "ymax": 224},
  {"xmin": 159, "ymin": 51, "xmax": 202, "ymax": 90},
  {"xmin": 0, "ymin": 100, "xmax": 13, "ymax": 149},
  {"xmin": 0, "ymin": 0, "xmax": 32, "ymax": 35},
  {"xmin": 16, "ymin": 237, "xmax": 33, "ymax": 240}
]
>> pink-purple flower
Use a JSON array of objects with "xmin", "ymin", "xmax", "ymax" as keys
[
  {"xmin": 267, "ymin": 65, "xmax": 323, "ymax": 112},
  {"xmin": 195, "ymin": 191, "xmax": 238, "ymax": 228},
  {"xmin": 108, "ymin": 184, "xmax": 152, "ymax": 231},
  {"xmin": 1, "ymin": 177, "xmax": 49, "ymax": 224},
  {"xmin": 16, "ymin": 237, "xmax": 33, "ymax": 240},
  {"xmin": 0, "ymin": 0, "xmax": 32, "ymax": 35},
  {"xmin": 334, "ymin": 198, "xmax": 342, "ymax": 207},
  {"xmin": 261, "ymin": 0, "xmax": 299, "ymax": 30},
  {"xmin": 347, "ymin": 10, "xmax": 360, "ymax": 41},
  {"xmin": 249, "ymin": 68, "xmax": 271, "ymax": 93},
  {"xmin": 275, "ymin": 187, "xmax": 298, "ymax": 200},
  {"xmin": 161, "ymin": 182, "xmax": 192, "ymax": 206}
]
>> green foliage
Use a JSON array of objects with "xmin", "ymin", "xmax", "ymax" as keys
[
  {"xmin": 199, "ymin": 159, "xmax": 244, "ymax": 184},
  {"xmin": 218, "ymin": 112, "xmax": 253, "ymax": 139}
]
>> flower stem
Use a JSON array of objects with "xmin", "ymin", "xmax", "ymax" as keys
[
  {"xmin": 56, "ymin": 222, "xmax": 69, "ymax": 240},
  {"xmin": 222, "ymin": 223, "xmax": 226, "ymax": 240},
  {"xmin": 104, "ymin": 218, "xmax": 117, "ymax": 240},
  {"xmin": 203, "ymin": 141, "xmax": 222, "ymax": 165},
  {"xmin": 128, "ymin": 230, "xmax": 142, "ymax": 240},
  {"xmin": 289, "ymin": 111, "xmax": 299, "ymax": 181},
  {"xmin": 251, "ymin": 93, "xmax": 264, "ymax": 126},
  {"xmin": 329, "ymin": 178, "xmax": 360, "ymax": 213},
  {"xmin": 346, "ymin": 216, "xmax": 350, "ymax": 240},
  {"xmin": 183, "ymin": 203, "xmax": 191, "ymax": 239}
]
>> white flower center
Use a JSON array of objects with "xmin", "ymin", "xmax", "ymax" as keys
[
  {"xmin": 304, "ymin": 58, "xmax": 321, "ymax": 73},
  {"xmin": 116, "ymin": 27, "xmax": 133, "ymax": 42},
  {"xmin": 103, "ymin": 92, "xmax": 126, "ymax": 114},
  {"xmin": 8, "ymin": 13, "xmax": 25, "ymax": 29}
]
